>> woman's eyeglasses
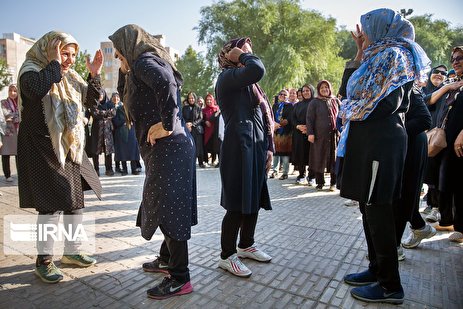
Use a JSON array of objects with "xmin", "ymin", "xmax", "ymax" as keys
[
  {"xmin": 450, "ymin": 55, "xmax": 463, "ymax": 63},
  {"xmin": 432, "ymin": 69, "xmax": 447, "ymax": 76},
  {"xmin": 279, "ymin": 93, "xmax": 287, "ymax": 96}
]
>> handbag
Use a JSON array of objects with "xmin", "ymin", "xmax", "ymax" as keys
[{"xmin": 426, "ymin": 105, "xmax": 452, "ymax": 157}]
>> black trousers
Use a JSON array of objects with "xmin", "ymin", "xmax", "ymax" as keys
[
  {"xmin": 359, "ymin": 202, "xmax": 401, "ymax": 291},
  {"xmin": 158, "ymin": 231, "xmax": 190, "ymax": 283},
  {"xmin": 93, "ymin": 154, "xmax": 113, "ymax": 172},
  {"xmin": 315, "ymin": 171, "xmax": 336, "ymax": 186},
  {"xmin": 220, "ymin": 211, "xmax": 258, "ymax": 259},
  {"xmin": 2, "ymin": 155, "xmax": 16, "ymax": 178}
]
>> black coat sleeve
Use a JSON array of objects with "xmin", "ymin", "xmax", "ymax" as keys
[{"xmin": 405, "ymin": 87, "xmax": 432, "ymax": 137}]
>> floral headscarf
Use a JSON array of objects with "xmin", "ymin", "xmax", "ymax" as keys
[
  {"xmin": 337, "ymin": 8, "xmax": 431, "ymax": 157},
  {"xmin": 18, "ymin": 31, "xmax": 87, "ymax": 167}
]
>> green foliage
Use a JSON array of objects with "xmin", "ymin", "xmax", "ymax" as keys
[
  {"xmin": 336, "ymin": 27, "xmax": 357, "ymax": 60},
  {"xmin": 73, "ymin": 50, "xmax": 91, "ymax": 80},
  {"xmin": 176, "ymin": 46, "xmax": 214, "ymax": 100},
  {"xmin": 409, "ymin": 15, "xmax": 456, "ymax": 68},
  {"xmin": 196, "ymin": 0, "xmax": 344, "ymax": 97},
  {"xmin": 0, "ymin": 58, "xmax": 12, "ymax": 91}
]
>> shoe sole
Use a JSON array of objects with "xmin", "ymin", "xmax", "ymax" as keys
[
  {"xmin": 142, "ymin": 267, "xmax": 169, "ymax": 274},
  {"xmin": 34, "ymin": 269, "xmax": 63, "ymax": 284},
  {"xmin": 60, "ymin": 257, "xmax": 96, "ymax": 268},
  {"xmin": 147, "ymin": 285, "xmax": 193, "ymax": 300},
  {"xmin": 236, "ymin": 254, "xmax": 272, "ymax": 263},
  {"xmin": 344, "ymin": 279, "xmax": 376, "ymax": 286},
  {"xmin": 350, "ymin": 291, "xmax": 404, "ymax": 304},
  {"xmin": 218, "ymin": 264, "xmax": 252, "ymax": 278}
]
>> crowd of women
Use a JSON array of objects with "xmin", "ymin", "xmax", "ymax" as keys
[{"xmin": 1, "ymin": 6, "xmax": 462, "ymax": 306}]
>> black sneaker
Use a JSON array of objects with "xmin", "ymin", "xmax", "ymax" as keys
[
  {"xmin": 105, "ymin": 170, "xmax": 114, "ymax": 176},
  {"xmin": 142, "ymin": 257, "xmax": 169, "ymax": 274},
  {"xmin": 147, "ymin": 277, "xmax": 193, "ymax": 300}
]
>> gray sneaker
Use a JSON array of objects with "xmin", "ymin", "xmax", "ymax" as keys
[
  {"xmin": 402, "ymin": 224, "xmax": 437, "ymax": 249},
  {"xmin": 61, "ymin": 254, "xmax": 96, "ymax": 267},
  {"xmin": 425, "ymin": 208, "xmax": 441, "ymax": 223},
  {"xmin": 35, "ymin": 260, "xmax": 63, "ymax": 283}
]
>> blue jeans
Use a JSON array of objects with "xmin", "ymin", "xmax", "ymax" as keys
[{"xmin": 272, "ymin": 155, "xmax": 290, "ymax": 175}]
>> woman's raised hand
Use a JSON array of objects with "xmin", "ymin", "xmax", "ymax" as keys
[
  {"xmin": 46, "ymin": 38, "xmax": 62, "ymax": 64},
  {"xmin": 86, "ymin": 49, "xmax": 104, "ymax": 78}
]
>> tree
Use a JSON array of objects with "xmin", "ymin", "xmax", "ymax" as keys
[
  {"xmin": 72, "ymin": 50, "xmax": 105, "ymax": 82},
  {"xmin": 336, "ymin": 26, "xmax": 357, "ymax": 60},
  {"xmin": 196, "ymin": 0, "xmax": 344, "ymax": 97},
  {"xmin": 176, "ymin": 46, "xmax": 214, "ymax": 100},
  {"xmin": 0, "ymin": 59, "xmax": 12, "ymax": 91},
  {"xmin": 409, "ymin": 14, "xmax": 456, "ymax": 68}
]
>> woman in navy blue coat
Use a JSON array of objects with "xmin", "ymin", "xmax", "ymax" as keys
[
  {"xmin": 215, "ymin": 37, "xmax": 274, "ymax": 278},
  {"xmin": 109, "ymin": 24, "xmax": 196, "ymax": 300}
]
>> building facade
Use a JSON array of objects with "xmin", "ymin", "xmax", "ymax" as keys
[
  {"xmin": 0, "ymin": 32, "xmax": 35, "ymax": 98},
  {"xmin": 100, "ymin": 34, "xmax": 180, "ymax": 96}
]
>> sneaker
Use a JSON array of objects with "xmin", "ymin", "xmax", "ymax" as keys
[
  {"xmin": 425, "ymin": 208, "xmax": 440, "ymax": 222},
  {"xmin": 448, "ymin": 231, "xmax": 463, "ymax": 243},
  {"xmin": 61, "ymin": 254, "xmax": 96, "ymax": 267},
  {"xmin": 218, "ymin": 253, "xmax": 252, "ymax": 277},
  {"xmin": 147, "ymin": 277, "xmax": 193, "ymax": 300},
  {"xmin": 344, "ymin": 200, "xmax": 359, "ymax": 207},
  {"xmin": 315, "ymin": 185, "xmax": 323, "ymax": 191},
  {"xmin": 421, "ymin": 204, "xmax": 432, "ymax": 214},
  {"xmin": 237, "ymin": 246, "xmax": 272, "ymax": 262},
  {"xmin": 402, "ymin": 224, "xmax": 437, "ymax": 249},
  {"xmin": 307, "ymin": 178, "xmax": 315, "ymax": 186},
  {"xmin": 142, "ymin": 257, "xmax": 169, "ymax": 274},
  {"xmin": 279, "ymin": 174, "xmax": 288, "ymax": 180},
  {"xmin": 35, "ymin": 260, "xmax": 64, "ymax": 283},
  {"xmin": 350, "ymin": 282, "xmax": 404, "ymax": 304},
  {"xmin": 5, "ymin": 177, "xmax": 13, "ymax": 182},
  {"xmin": 296, "ymin": 177, "xmax": 306, "ymax": 185},
  {"xmin": 344, "ymin": 269, "xmax": 377, "ymax": 286},
  {"xmin": 132, "ymin": 167, "xmax": 142, "ymax": 175},
  {"xmin": 397, "ymin": 245, "xmax": 405, "ymax": 261},
  {"xmin": 269, "ymin": 171, "xmax": 276, "ymax": 179},
  {"xmin": 329, "ymin": 185, "xmax": 336, "ymax": 192}
]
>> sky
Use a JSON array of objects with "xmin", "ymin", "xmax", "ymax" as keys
[{"xmin": 1, "ymin": 0, "xmax": 461, "ymax": 57}]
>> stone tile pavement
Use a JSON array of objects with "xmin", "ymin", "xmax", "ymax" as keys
[{"xmin": 0, "ymin": 162, "xmax": 462, "ymax": 308}]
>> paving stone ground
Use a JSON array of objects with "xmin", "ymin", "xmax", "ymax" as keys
[{"xmin": 0, "ymin": 160, "xmax": 462, "ymax": 308}]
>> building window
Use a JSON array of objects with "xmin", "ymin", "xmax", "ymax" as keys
[{"xmin": 104, "ymin": 47, "xmax": 113, "ymax": 54}]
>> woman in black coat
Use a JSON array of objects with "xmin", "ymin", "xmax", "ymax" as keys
[
  {"xmin": 182, "ymin": 91, "xmax": 205, "ymax": 167},
  {"xmin": 395, "ymin": 85, "xmax": 435, "ymax": 249},
  {"xmin": 215, "ymin": 37, "xmax": 273, "ymax": 278},
  {"xmin": 338, "ymin": 9, "xmax": 431, "ymax": 304},
  {"xmin": 291, "ymin": 84, "xmax": 314, "ymax": 184}
]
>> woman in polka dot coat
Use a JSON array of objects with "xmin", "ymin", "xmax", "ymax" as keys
[{"xmin": 109, "ymin": 24, "xmax": 197, "ymax": 298}]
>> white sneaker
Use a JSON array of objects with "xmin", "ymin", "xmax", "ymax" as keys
[
  {"xmin": 218, "ymin": 254, "xmax": 252, "ymax": 277},
  {"xmin": 329, "ymin": 185, "xmax": 336, "ymax": 192},
  {"xmin": 425, "ymin": 208, "xmax": 441, "ymax": 223},
  {"xmin": 307, "ymin": 179, "xmax": 315, "ymax": 187},
  {"xmin": 402, "ymin": 224, "xmax": 436, "ymax": 249},
  {"xmin": 237, "ymin": 246, "xmax": 272, "ymax": 262},
  {"xmin": 5, "ymin": 177, "xmax": 13, "ymax": 183},
  {"xmin": 344, "ymin": 200, "xmax": 359, "ymax": 207}
]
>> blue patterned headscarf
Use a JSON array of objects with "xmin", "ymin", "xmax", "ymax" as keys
[{"xmin": 337, "ymin": 8, "xmax": 431, "ymax": 157}]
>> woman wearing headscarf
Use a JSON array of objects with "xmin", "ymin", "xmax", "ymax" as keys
[
  {"xmin": 87, "ymin": 89, "xmax": 116, "ymax": 176},
  {"xmin": 421, "ymin": 64, "xmax": 448, "ymax": 218},
  {"xmin": 182, "ymin": 91, "xmax": 205, "ymax": 167},
  {"xmin": 202, "ymin": 93, "xmax": 221, "ymax": 166},
  {"xmin": 215, "ymin": 37, "xmax": 274, "ymax": 278},
  {"xmin": 17, "ymin": 31, "xmax": 103, "ymax": 283},
  {"xmin": 109, "ymin": 24, "xmax": 197, "ymax": 300},
  {"xmin": 291, "ymin": 84, "xmax": 315, "ymax": 184},
  {"xmin": 0, "ymin": 84, "xmax": 19, "ymax": 182},
  {"xmin": 432, "ymin": 46, "xmax": 463, "ymax": 243},
  {"xmin": 306, "ymin": 80, "xmax": 339, "ymax": 191},
  {"xmin": 337, "ymin": 9, "xmax": 430, "ymax": 303}
]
